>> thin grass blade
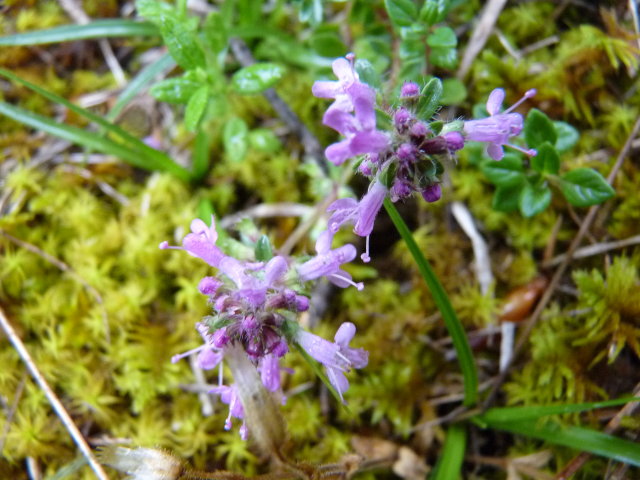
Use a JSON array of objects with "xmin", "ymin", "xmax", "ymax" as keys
[
  {"xmin": 384, "ymin": 199, "xmax": 478, "ymax": 406},
  {"xmin": 0, "ymin": 68, "xmax": 190, "ymax": 181},
  {"xmin": 431, "ymin": 424, "xmax": 467, "ymax": 480},
  {"xmin": 0, "ymin": 101, "xmax": 174, "ymax": 174},
  {"xmin": 483, "ymin": 418, "xmax": 640, "ymax": 466},
  {"xmin": 0, "ymin": 20, "xmax": 158, "ymax": 46},
  {"xmin": 476, "ymin": 397, "xmax": 640, "ymax": 424}
]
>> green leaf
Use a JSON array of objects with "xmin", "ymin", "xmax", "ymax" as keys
[
  {"xmin": 184, "ymin": 85, "xmax": 209, "ymax": 131},
  {"xmin": 309, "ymin": 28, "xmax": 346, "ymax": 57},
  {"xmin": 384, "ymin": 0, "xmax": 418, "ymax": 27},
  {"xmin": 429, "ymin": 47, "xmax": 457, "ymax": 69},
  {"xmin": 559, "ymin": 168, "xmax": 615, "ymax": 207},
  {"xmin": 524, "ymin": 108, "xmax": 557, "ymax": 148},
  {"xmin": 519, "ymin": 182, "xmax": 552, "ymax": 217},
  {"xmin": 530, "ymin": 142, "xmax": 560, "ymax": 175},
  {"xmin": 192, "ymin": 130, "xmax": 211, "ymax": 181},
  {"xmin": 223, "ymin": 117, "xmax": 249, "ymax": 163},
  {"xmin": 255, "ymin": 235, "xmax": 273, "ymax": 261},
  {"xmin": 248, "ymin": 129, "xmax": 281, "ymax": 153},
  {"xmin": 384, "ymin": 200, "xmax": 478, "ymax": 407},
  {"xmin": 0, "ymin": 20, "xmax": 158, "ymax": 46},
  {"xmin": 137, "ymin": 0, "xmax": 205, "ymax": 71},
  {"xmin": 554, "ymin": 121, "xmax": 579, "ymax": 153},
  {"xmin": 150, "ymin": 76, "xmax": 203, "ymax": 104},
  {"xmin": 440, "ymin": 78, "xmax": 467, "ymax": 105},
  {"xmin": 476, "ymin": 397, "xmax": 640, "ymax": 424},
  {"xmin": 481, "ymin": 154, "xmax": 524, "ymax": 187},
  {"xmin": 492, "ymin": 184, "xmax": 521, "ymax": 212},
  {"xmin": 431, "ymin": 424, "xmax": 466, "ymax": 480},
  {"xmin": 416, "ymin": 77, "xmax": 443, "ymax": 120},
  {"xmin": 231, "ymin": 63, "xmax": 285, "ymax": 94},
  {"xmin": 297, "ymin": 0, "xmax": 323, "ymax": 26},
  {"xmin": 0, "ymin": 67, "xmax": 190, "ymax": 181},
  {"xmin": 203, "ymin": 11, "xmax": 229, "ymax": 57},
  {"xmin": 426, "ymin": 26, "xmax": 456, "ymax": 48},
  {"xmin": 480, "ymin": 418, "xmax": 640, "ymax": 466},
  {"xmin": 108, "ymin": 53, "xmax": 176, "ymax": 121}
]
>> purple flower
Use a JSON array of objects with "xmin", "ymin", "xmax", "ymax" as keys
[
  {"xmin": 295, "ymin": 322, "xmax": 368, "ymax": 403},
  {"xmin": 463, "ymin": 88, "xmax": 537, "ymax": 161},
  {"xmin": 297, "ymin": 231, "xmax": 363, "ymax": 290},
  {"xmin": 325, "ymin": 181, "xmax": 388, "ymax": 262},
  {"xmin": 160, "ymin": 216, "xmax": 224, "ymax": 268},
  {"xmin": 312, "ymin": 55, "xmax": 389, "ymax": 166},
  {"xmin": 258, "ymin": 353, "xmax": 282, "ymax": 392},
  {"xmin": 209, "ymin": 384, "xmax": 247, "ymax": 439}
]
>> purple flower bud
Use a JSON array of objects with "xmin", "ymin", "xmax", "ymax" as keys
[
  {"xmin": 421, "ymin": 184, "xmax": 442, "ymax": 203},
  {"xmin": 394, "ymin": 108, "xmax": 412, "ymax": 130},
  {"xmin": 400, "ymin": 82, "xmax": 420, "ymax": 98},
  {"xmin": 295, "ymin": 295, "xmax": 310, "ymax": 312},
  {"xmin": 443, "ymin": 131, "xmax": 464, "ymax": 151},
  {"xmin": 396, "ymin": 143, "xmax": 416, "ymax": 163},
  {"xmin": 410, "ymin": 121, "xmax": 429, "ymax": 140},
  {"xmin": 390, "ymin": 179, "xmax": 413, "ymax": 202}
]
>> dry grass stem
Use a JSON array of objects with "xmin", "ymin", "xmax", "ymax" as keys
[{"xmin": 0, "ymin": 306, "xmax": 111, "ymax": 480}]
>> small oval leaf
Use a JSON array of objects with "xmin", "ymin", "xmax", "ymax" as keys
[
  {"xmin": 559, "ymin": 168, "xmax": 615, "ymax": 207},
  {"xmin": 232, "ymin": 63, "xmax": 285, "ymax": 94}
]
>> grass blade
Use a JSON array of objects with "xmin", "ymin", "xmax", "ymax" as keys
[
  {"xmin": 0, "ymin": 101, "xmax": 159, "ymax": 170},
  {"xmin": 475, "ymin": 397, "xmax": 640, "ymax": 424},
  {"xmin": 107, "ymin": 53, "xmax": 176, "ymax": 122},
  {"xmin": 431, "ymin": 424, "xmax": 467, "ymax": 480},
  {"xmin": 384, "ymin": 199, "xmax": 478, "ymax": 406},
  {"xmin": 482, "ymin": 418, "xmax": 640, "ymax": 466},
  {"xmin": 0, "ymin": 20, "xmax": 158, "ymax": 46},
  {"xmin": 0, "ymin": 68, "xmax": 190, "ymax": 181}
]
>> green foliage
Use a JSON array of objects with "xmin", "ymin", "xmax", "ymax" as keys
[{"xmin": 481, "ymin": 109, "xmax": 613, "ymax": 217}]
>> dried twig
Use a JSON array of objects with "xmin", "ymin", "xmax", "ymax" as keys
[
  {"xmin": 543, "ymin": 234, "xmax": 640, "ymax": 268},
  {"xmin": 228, "ymin": 38, "xmax": 327, "ymax": 174},
  {"xmin": 457, "ymin": 0, "xmax": 508, "ymax": 79},
  {"xmin": 0, "ymin": 306, "xmax": 110, "ymax": 480},
  {"xmin": 483, "ymin": 117, "xmax": 640, "ymax": 409},
  {"xmin": 219, "ymin": 203, "xmax": 314, "ymax": 230},
  {"xmin": 58, "ymin": 0, "xmax": 126, "ymax": 87}
]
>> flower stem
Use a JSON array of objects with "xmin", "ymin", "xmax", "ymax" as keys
[{"xmin": 383, "ymin": 199, "xmax": 478, "ymax": 406}]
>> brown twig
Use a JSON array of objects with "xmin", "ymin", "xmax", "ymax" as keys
[
  {"xmin": 58, "ymin": 0, "xmax": 126, "ymax": 87},
  {"xmin": 482, "ymin": 117, "xmax": 640, "ymax": 410},
  {"xmin": 228, "ymin": 38, "xmax": 327, "ymax": 175},
  {"xmin": 0, "ymin": 306, "xmax": 110, "ymax": 480},
  {"xmin": 457, "ymin": 0, "xmax": 508, "ymax": 79}
]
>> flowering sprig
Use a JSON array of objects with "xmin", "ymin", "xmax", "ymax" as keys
[
  {"xmin": 312, "ymin": 55, "xmax": 537, "ymax": 262},
  {"xmin": 161, "ymin": 216, "xmax": 368, "ymax": 438}
]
